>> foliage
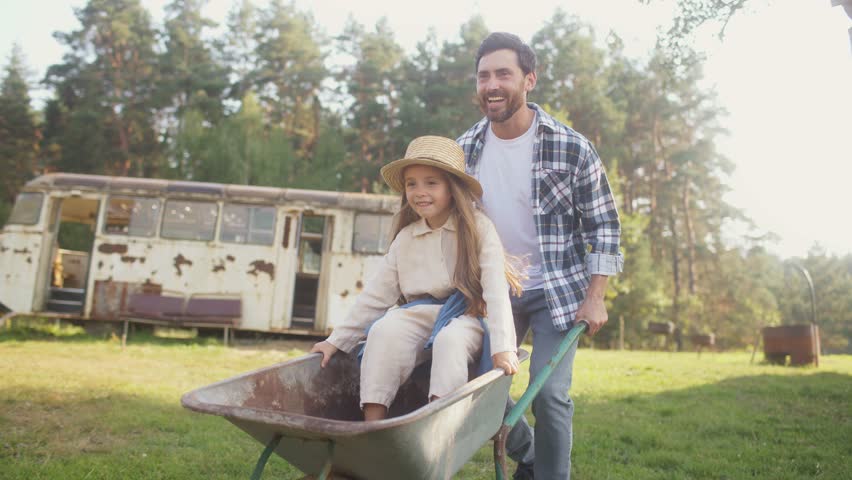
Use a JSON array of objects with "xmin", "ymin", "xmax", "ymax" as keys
[
  {"xmin": 0, "ymin": 45, "xmax": 38, "ymax": 204},
  {"xmin": 1, "ymin": 2, "xmax": 849, "ymax": 350}
]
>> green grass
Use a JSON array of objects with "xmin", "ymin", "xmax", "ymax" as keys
[{"xmin": 1, "ymin": 321, "xmax": 850, "ymax": 479}]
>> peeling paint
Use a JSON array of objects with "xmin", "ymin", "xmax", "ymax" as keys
[
  {"xmin": 98, "ymin": 261, "xmax": 104, "ymax": 269},
  {"xmin": 340, "ymin": 289, "xmax": 349, "ymax": 298},
  {"xmin": 13, "ymin": 248, "xmax": 31, "ymax": 255},
  {"xmin": 174, "ymin": 254, "xmax": 193, "ymax": 276},
  {"xmin": 98, "ymin": 243, "xmax": 128, "ymax": 255},
  {"xmin": 212, "ymin": 260, "xmax": 226, "ymax": 273},
  {"xmin": 247, "ymin": 260, "xmax": 275, "ymax": 280},
  {"xmin": 356, "ymin": 280, "xmax": 364, "ymax": 290},
  {"xmin": 26, "ymin": 257, "xmax": 32, "ymax": 264},
  {"xmin": 121, "ymin": 256, "xmax": 145, "ymax": 264},
  {"xmin": 226, "ymin": 255, "xmax": 235, "ymax": 262}
]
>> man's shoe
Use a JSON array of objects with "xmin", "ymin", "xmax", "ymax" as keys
[{"xmin": 512, "ymin": 462, "xmax": 534, "ymax": 480}]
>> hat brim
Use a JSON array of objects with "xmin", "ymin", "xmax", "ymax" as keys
[{"xmin": 381, "ymin": 157, "xmax": 483, "ymax": 198}]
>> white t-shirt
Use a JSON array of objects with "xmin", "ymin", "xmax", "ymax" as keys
[{"xmin": 477, "ymin": 115, "xmax": 544, "ymax": 290}]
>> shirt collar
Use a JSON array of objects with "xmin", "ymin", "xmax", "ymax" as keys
[{"xmin": 411, "ymin": 214, "xmax": 457, "ymax": 237}]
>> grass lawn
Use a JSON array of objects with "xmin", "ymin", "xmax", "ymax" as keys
[{"xmin": 1, "ymin": 320, "xmax": 850, "ymax": 479}]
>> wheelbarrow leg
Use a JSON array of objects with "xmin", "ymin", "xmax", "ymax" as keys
[
  {"xmin": 316, "ymin": 442, "xmax": 335, "ymax": 480},
  {"xmin": 493, "ymin": 321, "xmax": 588, "ymax": 480},
  {"xmin": 251, "ymin": 436, "xmax": 334, "ymax": 480},
  {"xmin": 493, "ymin": 424, "xmax": 510, "ymax": 480},
  {"xmin": 250, "ymin": 434, "xmax": 282, "ymax": 480}
]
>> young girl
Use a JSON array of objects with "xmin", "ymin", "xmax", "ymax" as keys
[{"xmin": 310, "ymin": 135, "xmax": 521, "ymax": 421}]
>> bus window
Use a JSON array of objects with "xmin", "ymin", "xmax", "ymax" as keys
[
  {"xmin": 7, "ymin": 192, "xmax": 44, "ymax": 225},
  {"xmin": 161, "ymin": 200, "xmax": 218, "ymax": 241},
  {"xmin": 104, "ymin": 196, "xmax": 160, "ymax": 237},
  {"xmin": 352, "ymin": 213, "xmax": 393, "ymax": 254},
  {"xmin": 220, "ymin": 204, "xmax": 276, "ymax": 245}
]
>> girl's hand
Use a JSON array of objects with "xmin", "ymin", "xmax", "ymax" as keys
[
  {"xmin": 310, "ymin": 341, "xmax": 339, "ymax": 368},
  {"xmin": 492, "ymin": 351, "xmax": 519, "ymax": 375}
]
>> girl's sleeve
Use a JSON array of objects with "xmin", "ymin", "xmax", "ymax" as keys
[
  {"xmin": 477, "ymin": 214, "xmax": 517, "ymax": 354},
  {"xmin": 326, "ymin": 235, "xmax": 403, "ymax": 353}
]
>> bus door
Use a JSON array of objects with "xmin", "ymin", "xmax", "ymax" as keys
[
  {"xmin": 271, "ymin": 210, "xmax": 298, "ymax": 330},
  {"xmin": 288, "ymin": 212, "xmax": 332, "ymax": 330},
  {"xmin": 39, "ymin": 195, "xmax": 101, "ymax": 314},
  {"xmin": 0, "ymin": 192, "xmax": 51, "ymax": 314}
]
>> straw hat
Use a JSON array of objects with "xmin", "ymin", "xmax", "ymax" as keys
[{"xmin": 381, "ymin": 136, "xmax": 483, "ymax": 198}]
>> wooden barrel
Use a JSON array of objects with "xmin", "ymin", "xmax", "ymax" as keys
[{"xmin": 762, "ymin": 324, "xmax": 820, "ymax": 366}]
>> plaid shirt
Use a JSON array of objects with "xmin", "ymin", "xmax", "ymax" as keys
[{"xmin": 457, "ymin": 103, "xmax": 624, "ymax": 331}]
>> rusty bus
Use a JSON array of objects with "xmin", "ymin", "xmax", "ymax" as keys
[{"xmin": 0, "ymin": 173, "xmax": 398, "ymax": 336}]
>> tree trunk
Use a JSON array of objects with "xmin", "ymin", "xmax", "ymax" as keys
[
  {"xmin": 683, "ymin": 181, "xmax": 697, "ymax": 294},
  {"xmin": 669, "ymin": 204, "xmax": 681, "ymax": 342}
]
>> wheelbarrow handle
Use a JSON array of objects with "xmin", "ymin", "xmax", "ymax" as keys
[
  {"xmin": 505, "ymin": 320, "xmax": 588, "ymax": 428},
  {"xmin": 494, "ymin": 320, "xmax": 588, "ymax": 480}
]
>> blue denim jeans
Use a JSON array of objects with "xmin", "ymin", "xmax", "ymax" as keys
[{"xmin": 505, "ymin": 288, "xmax": 578, "ymax": 479}]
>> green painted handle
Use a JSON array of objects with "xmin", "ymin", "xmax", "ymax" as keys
[{"xmin": 503, "ymin": 321, "xmax": 588, "ymax": 429}]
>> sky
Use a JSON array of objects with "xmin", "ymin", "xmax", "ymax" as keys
[{"xmin": 2, "ymin": 0, "xmax": 850, "ymax": 259}]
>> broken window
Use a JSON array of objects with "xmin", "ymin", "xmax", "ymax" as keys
[
  {"xmin": 161, "ymin": 200, "xmax": 219, "ymax": 241},
  {"xmin": 352, "ymin": 213, "xmax": 393, "ymax": 254},
  {"xmin": 7, "ymin": 192, "xmax": 44, "ymax": 225},
  {"xmin": 104, "ymin": 196, "xmax": 160, "ymax": 237},
  {"xmin": 220, "ymin": 204, "xmax": 276, "ymax": 245}
]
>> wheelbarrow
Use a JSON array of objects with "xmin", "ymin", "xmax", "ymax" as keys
[{"xmin": 181, "ymin": 322, "xmax": 587, "ymax": 479}]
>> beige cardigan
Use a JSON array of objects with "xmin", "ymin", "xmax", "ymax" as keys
[{"xmin": 327, "ymin": 210, "xmax": 517, "ymax": 356}]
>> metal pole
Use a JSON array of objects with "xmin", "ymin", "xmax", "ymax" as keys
[
  {"xmin": 788, "ymin": 263, "xmax": 817, "ymax": 327},
  {"xmin": 787, "ymin": 262, "xmax": 820, "ymax": 366}
]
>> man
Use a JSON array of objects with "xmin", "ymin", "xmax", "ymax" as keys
[{"xmin": 457, "ymin": 32, "xmax": 623, "ymax": 479}]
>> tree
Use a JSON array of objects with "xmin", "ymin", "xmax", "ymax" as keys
[
  {"xmin": 338, "ymin": 17, "xmax": 405, "ymax": 192},
  {"xmin": 44, "ymin": 0, "xmax": 162, "ymax": 177},
  {"xmin": 532, "ymin": 11, "xmax": 623, "ymax": 149},
  {"xmin": 253, "ymin": 0, "xmax": 326, "ymax": 160},
  {"xmin": 159, "ymin": 0, "xmax": 229, "ymax": 179},
  {"xmin": 0, "ymin": 45, "xmax": 39, "ymax": 213},
  {"xmin": 160, "ymin": 0, "xmax": 228, "ymax": 123},
  {"xmin": 222, "ymin": 0, "xmax": 260, "ymax": 103},
  {"xmin": 396, "ymin": 16, "xmax": 489, "ymax": 152}
]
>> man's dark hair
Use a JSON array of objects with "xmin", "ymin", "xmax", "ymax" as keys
[{"xmin": 475, "ymin": 32, "xmax": 537, "ymax": 75}]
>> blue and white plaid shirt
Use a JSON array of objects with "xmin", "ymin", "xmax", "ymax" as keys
[{"xmin": 457, "ymin": 103, "xmax": 624, "ymax": 331}]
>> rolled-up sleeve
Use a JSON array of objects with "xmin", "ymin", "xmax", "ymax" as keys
[
  {"xmin": 476, "ymin": 213, "xmax": 517, "ymax": 355},
  {"xmin": 326, "ymin": 237, "xmax": 403, "ymax": 353},
  {"xmin": 575, "ymin": 141, "xmax": 624, "ymax": 276}
]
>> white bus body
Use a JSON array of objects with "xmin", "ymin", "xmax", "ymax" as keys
[{"xmin": 0, "ymin": 174, "xmax": 398, "ymax": 335}]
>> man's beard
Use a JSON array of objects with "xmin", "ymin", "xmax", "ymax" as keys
[{"xmin": 479, "ymin": 89, "xmax": 525, "ymax": 123}]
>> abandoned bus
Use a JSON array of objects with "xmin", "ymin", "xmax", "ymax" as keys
[{"xmin": 0, "ymin": 173, "xmax": 398, "ymax": 336}]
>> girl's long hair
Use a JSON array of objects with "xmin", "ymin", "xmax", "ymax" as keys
[{"xmin": 391, "ymin": 171, "xmax": 524, "ymax": 317}]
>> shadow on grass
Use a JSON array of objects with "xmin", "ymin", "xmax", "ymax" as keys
[
  {"xmin": 0, "ymin": 385, "xmax": 305, "ymax": 480},
  {"xmin": 571, "ymin": 371, "xmax": 852, "ymax": 480}
]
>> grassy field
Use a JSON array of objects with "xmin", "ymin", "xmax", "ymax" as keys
[{"xmin": 1, "ymin": 320, "xmax": 850, "ymax": 479}]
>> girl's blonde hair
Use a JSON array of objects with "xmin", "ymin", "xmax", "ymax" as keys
[{"xmin": 392, "ymin": 170, "xmax": 524, "ymax": 317}]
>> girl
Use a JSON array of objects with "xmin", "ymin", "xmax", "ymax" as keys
[{"xmin": 310, "ymin": 135, "xmax": 521, "ymax": 421}]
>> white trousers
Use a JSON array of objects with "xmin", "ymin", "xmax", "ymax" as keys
[{"xmin": 359, "ymin": 304, "xmax": 484, "ymax": 407}]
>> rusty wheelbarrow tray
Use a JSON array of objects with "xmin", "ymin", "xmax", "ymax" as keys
[{"xmin": 181, "ymin": 322, "xmax": 587, "ymax": 479}]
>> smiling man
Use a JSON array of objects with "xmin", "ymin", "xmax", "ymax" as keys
[{"xmin": 457, "ymin": 32, "xmax": 624, "ymax": 480}]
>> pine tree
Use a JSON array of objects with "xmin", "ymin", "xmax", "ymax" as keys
[{"xmin": 0, "ymin": 45, "xmax": 38, "ymax": 207}]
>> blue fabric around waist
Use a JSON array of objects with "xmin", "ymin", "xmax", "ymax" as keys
[{"xmin": 357, "ymin": 290, "xmax": 494, "ymax": 376}]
